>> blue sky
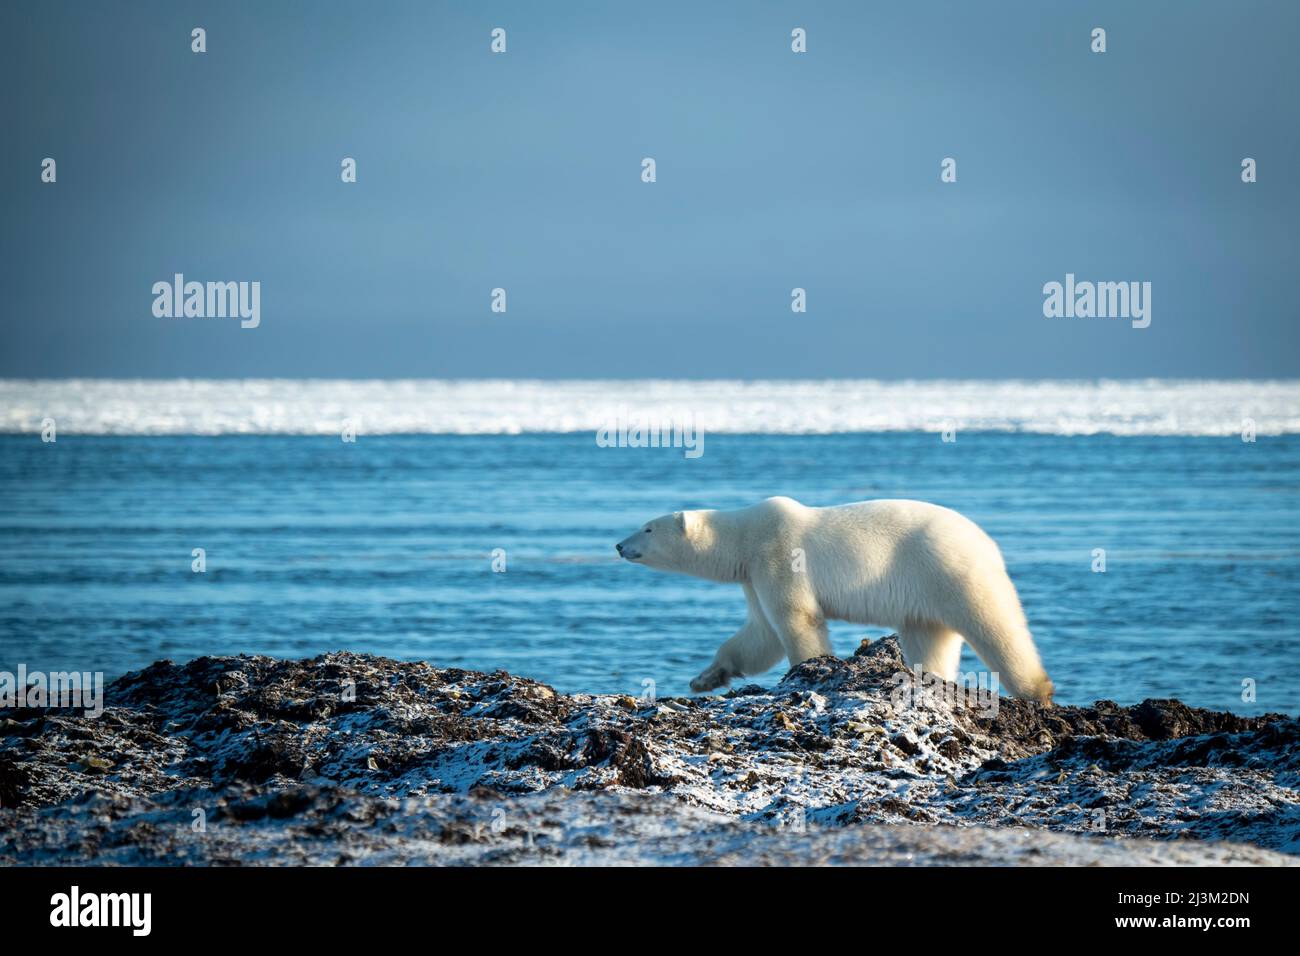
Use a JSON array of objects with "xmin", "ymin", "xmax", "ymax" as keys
[{"xmin": 2, "ymin": 0, "xmax": 1297, "ymax": 378}]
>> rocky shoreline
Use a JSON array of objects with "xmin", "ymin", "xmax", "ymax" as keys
[{"xmin": 2, "ymin": 637, "xmax": 1297, "ymax": 865}]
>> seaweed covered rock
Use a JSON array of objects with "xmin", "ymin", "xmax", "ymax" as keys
[{"xmin": 2, "ymin": 637, "xmax": 1297, "ymax": 863}]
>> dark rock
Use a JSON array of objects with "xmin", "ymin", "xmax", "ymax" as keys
[
  {"xmin": 0, "ymin": 755, "xmax": 27, "ymax": 808},
  {"xmin": 1, "ymin": 640, "xmax": 1295, "ymax": 863}
]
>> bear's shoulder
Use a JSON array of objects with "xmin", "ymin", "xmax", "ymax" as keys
[
  {"xmin": 756, "ymin": 495, "xmax": 804, "ymax": 512},
  {"xmin": 746, "ymin": 496, "xmax": 807, "ymax": 531}
]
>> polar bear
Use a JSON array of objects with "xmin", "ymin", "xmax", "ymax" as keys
[{"xmin": 616, "ymin": 497, "xmax": 1054, "ymax": 703}]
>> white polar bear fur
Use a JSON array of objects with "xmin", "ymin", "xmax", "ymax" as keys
[{"xmin": 616, "ymin": 497, "xmax": 1054, "ymax": 704}]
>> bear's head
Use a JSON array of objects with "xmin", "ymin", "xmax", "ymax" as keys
[{"xmin": 616, "ymin": 510, "xmax": 712, "ymax": 574}]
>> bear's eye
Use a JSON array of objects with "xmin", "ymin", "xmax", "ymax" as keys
[{"xmin": 644, "ymin": 528, "xmax": 652, "ymax": 533}]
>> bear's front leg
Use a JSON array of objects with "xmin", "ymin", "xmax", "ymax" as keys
[
  {"xmin": 752, "ymin": 578, "xmax": 833, "ymax": 666},
  {"xmin": 689, "ymin": 664, "xmax": 732, "ymax": 693},
  {"xmin": 690, "ymin": 585, "xmax": 786, "ymax": 693}
]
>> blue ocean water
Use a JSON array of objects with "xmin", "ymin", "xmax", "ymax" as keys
[{"xmin": 1, "ymin": 432, "xmax": 1297, "ymax": 716}]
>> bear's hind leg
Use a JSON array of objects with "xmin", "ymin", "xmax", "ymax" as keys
[
  {"xmin": 948, "ymin": 606, "xmax": 1054, "ymax": 705},
  {"xmin": 897, "ymin": 621, "xmax": 963, "ymax": 682}
]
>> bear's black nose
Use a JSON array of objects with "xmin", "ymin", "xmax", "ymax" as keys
[{"xmin": 616, "ymin": 543, "xmax": 624, "ymax": 555}]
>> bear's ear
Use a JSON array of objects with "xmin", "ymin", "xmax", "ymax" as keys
[{"xmin": 674, "ymin": 511, "xmax": 688, "ymax": 533}]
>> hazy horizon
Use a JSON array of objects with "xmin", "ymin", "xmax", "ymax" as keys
[
  {"xmin": 6, "ymin": 374, "xmax": 1300, "ymax": 382},
  {"xmin": 6, "ymin": 378, "xmax": 1298, "ymax": 436}
]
